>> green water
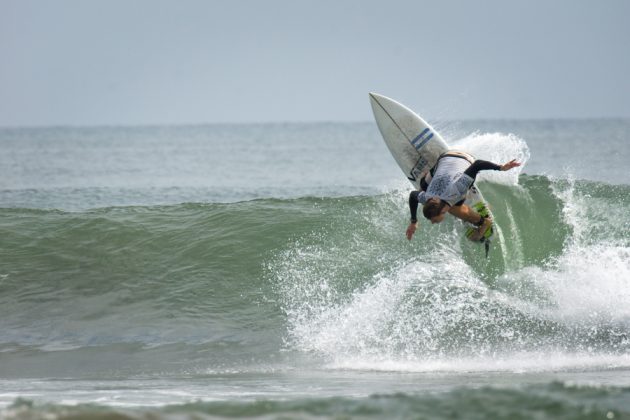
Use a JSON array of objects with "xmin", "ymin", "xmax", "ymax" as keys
[{"xmin": 1, "ymin": 122, "xmax": 630, "ymax": 418}]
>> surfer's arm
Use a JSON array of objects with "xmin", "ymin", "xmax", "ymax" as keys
[
  {"xmin": 408, "ymin": 191, "xmax": 428, "ymax": 223},
  {"xmin": 442, "ymin": 160, "xmax": 515, "ymax": 207},
  {"xmin": 464, "ymin": 159, "xmax": 521, "ymax": 180},
  {"xmin": 463, "ymin": 160, "xmax": 501, "ymax": 179},
  {"xmin": 444, "ymin": 159, "xmax": 519, "ymax": 205},
  {"xmin": 407, "ymin": 191, "xmax": 427, "ymax": 240}
]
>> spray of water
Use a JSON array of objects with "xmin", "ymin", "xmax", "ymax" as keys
[{"xmin": 270, "ymin": 133, "xmax": 630, "ymax": 373}]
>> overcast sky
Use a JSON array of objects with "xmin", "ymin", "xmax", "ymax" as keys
[{"xmin": 1, "ymin": 0, "xmax": 629, "ymax": 126}]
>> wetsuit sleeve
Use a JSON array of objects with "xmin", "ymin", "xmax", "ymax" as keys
[
  {"xmin": 409, "ymin": 191, "xmax": 427, "ymax": 221},
  {"xmin": 463, "ymin": 160, "xmax": 501, "ymax": 180}
]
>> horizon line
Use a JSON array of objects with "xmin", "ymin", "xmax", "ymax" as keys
[{"xmin": 1, "ymin": 115, "xmax": 630, "ymax": 130}]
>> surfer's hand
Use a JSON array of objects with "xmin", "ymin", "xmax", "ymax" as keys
[
  {"xmin": 500, "ymin": 159, "xmax": 521, "ymax": 171},
  {"xmin": 406, "ymin": 222, "xmax": 418, "ymax": 240}
]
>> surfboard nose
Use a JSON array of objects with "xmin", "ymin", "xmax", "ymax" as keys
[
  {"xmin": 369, "ymin": 92, "xmax": 391, "ymax": 117},
  {"xmin": 369, "ymin": 92, "xmax": 402, "ymax": 117},
  {"xmin": 368, "ymin": 92, "xmax": 384, "ymax": 106}
]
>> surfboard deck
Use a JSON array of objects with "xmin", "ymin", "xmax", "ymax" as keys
[{"xmin": 369, "ymin": 92, "xmax": 494, "ymax": 251}]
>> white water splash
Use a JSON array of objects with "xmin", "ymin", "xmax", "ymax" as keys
[
  {"xmin": 453, "ymin": 132, "xmax": 530, "ymax": 185},
  {"xmin": 272, "ymin": 134, "xmax": 630, "ymax": 375}
]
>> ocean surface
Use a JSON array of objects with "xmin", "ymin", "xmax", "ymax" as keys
[{"xmin": 1, "ymin": 119, "xmax": 630, "ymax": 419}]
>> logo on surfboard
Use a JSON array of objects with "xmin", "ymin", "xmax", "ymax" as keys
[
  {"xmin": 408, "ymin": 156, "xmax": 429, "ymax": 182},
  {"xmin": 410, "ymin": 128, "xmax": 434, "ymax": 151}
]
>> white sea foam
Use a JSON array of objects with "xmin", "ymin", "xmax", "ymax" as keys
[
  {"xmin": 453, "ymin": 132, "xmax": 531, "ymax": 185},
  {"xmin": 275, "ymin": 135, "xmax": 630, "ymax": 375},
  {"xmin": 525, "ymin": 176, "xmax": 630, "ymax": 325},
  {"xmin": 326, "ymin": 352, "xmax": 630, "ymax": 374}
]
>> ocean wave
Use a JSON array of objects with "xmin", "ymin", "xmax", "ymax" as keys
[
  {"xmin": 268, "ymin": 176, "xmax": 630, "ymax": 368},
  {"xmin": 1, "ymin": 176, "xmax": 629, "ymax": 375}
]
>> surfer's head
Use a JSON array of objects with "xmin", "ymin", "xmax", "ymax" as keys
[{"xmin": 423, "ymin": 198, "xmax": 448, "ymax": 223}]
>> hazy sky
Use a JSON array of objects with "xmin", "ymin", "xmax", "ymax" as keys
[{"xmin": 1, "ymin": 0, "xmax": 629, "ymax": 126}]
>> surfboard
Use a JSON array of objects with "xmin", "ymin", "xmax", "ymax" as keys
[{"xmin": 369, "ymin": 92, "xmax": 494, "ymax": 254}]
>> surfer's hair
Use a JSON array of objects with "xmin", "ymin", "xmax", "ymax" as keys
[{"xmin": 423, "ymin": 198, "xmax": 445, "ymax": 219}]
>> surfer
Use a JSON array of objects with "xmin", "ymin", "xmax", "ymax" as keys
[{"xmin": 406, "ymin": 153, "xmax": 521, "ymax": 241}]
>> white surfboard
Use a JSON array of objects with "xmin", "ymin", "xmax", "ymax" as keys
[
  {"xmin": 369, "ymin": 92, "xmax": 494, "ymax": 252},
  {"xmin": 369, "ymin": 93, "xmax": 448, "ymax": 189}
]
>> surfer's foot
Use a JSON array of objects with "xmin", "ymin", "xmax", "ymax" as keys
[{"xmin": 469, "ymin": 217, "xmax": 493, "ymax": 242}]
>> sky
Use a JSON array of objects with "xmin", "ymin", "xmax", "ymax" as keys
[{"xmin": 1, "ymin": 0, "xmax": 629, "ymax": 126}]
